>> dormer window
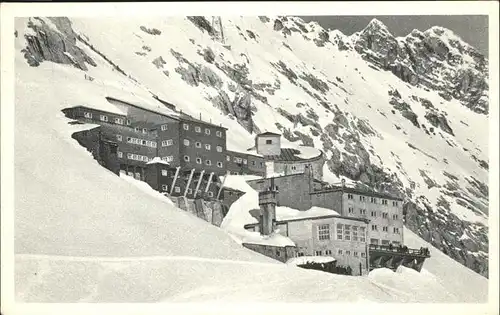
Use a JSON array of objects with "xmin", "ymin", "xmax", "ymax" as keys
[
  {"xmin": 183, "ymin": 123, "xmax": 189, "ymax": 130},
  {"xmin": 84, "ymin": 112, "xmax": 92, "ymax": 119},
  {"xmin": 100, "ymin": 115, "xmax": 108, "ymax": 122},
  {"xmin": 161, "ymin": 124, "xmax": 168, "ymax": 131}
]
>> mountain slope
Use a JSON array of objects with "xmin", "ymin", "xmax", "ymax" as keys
[
  {"xmin": 15, "ymin": 15, "xmax": 489, "ymax": 280},
  {"xmin": 13, "ymin": 43, "xmax": 488, "ymax": 304}
]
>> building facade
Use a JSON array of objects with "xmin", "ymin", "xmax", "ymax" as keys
[
  {"xmin": 311, "ymin": 187, "xmax": 404, "ymax": 246},
  {"xmin": 245, "ymin": 215, "xmax": 370, "ymax": 276}
]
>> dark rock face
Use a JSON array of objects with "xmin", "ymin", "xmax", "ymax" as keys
[
  {"xmin": 140, "ymin": 26, "xmax": 161, "ymax": 35},
  {"xmin": 424, "ymin": 111, "xmax": 454, "ymax": 136},
  {"xmin": 22, "ymin": 17, "xmax": 96, "ymax": 70},
  {"xmin": 186, "ymin": 16, "xmax": 214, "ymax": 35},
  {"xmin": 352, "ymin": 20, "xmax": 489, "ymax": 114},
  {"xmin": 273, "ymin": 19, "xmax": 284, "ymax": 31}
]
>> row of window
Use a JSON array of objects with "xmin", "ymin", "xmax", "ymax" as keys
[
  {"xmin": 347, "ymin": 193, "xmax": 399, "ymax": 206},
  {"xmin": 226, "ymin": 155, "xmax": 265, "ymax": 167},
  {"xmin": 371, "ymin": 225, "xmax": 400, "ymax": 234},
  {"xmin": 124, "ymin": 136, "xmax": 157, "ymax": 148},
  {"xmin": 85, "ymin": 112, "xmax": 154, "ymax": 134},
  {"xmin": 347, "ymin": 207, "xmax": 399, "ymax": 220},
  {"xmin": 317, "ymin": 224, "xmax": 367, "ymax": 242},
  {"xmin": 311, "ymin": 249, "xmax": 366, "ymax": 258},
  {"xmin": 175, "ymin": 139, "xmax": 224, "ymax": 152},
  {"xmin": 126, "ymin": 153, "xmax": 149, "ymax": 162},
  {"xmin": 181, "ymin": 123, "xmax": 223, "ymax": 137},
  {"xmin": 182, "ymin": 155, "xmax": 224, "ymax": 168},
  {"xmin": 160, "ymin": 184, "xmax": 215, "ymax": 197}
]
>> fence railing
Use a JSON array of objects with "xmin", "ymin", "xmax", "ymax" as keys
[{"xmin": 369, "ymin": 244, "xmax": 430, "ymax": 257}]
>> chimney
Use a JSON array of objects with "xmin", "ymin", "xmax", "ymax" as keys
[
  {"xmin": 341, "ymin": 178, "xmax": 346, "ymax": 188},
  {"xmin": 259, "ymin": 190, "xmax": 277, "ymax": 236}
]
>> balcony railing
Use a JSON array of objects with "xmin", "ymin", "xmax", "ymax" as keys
[{"xmin": 369, "ymin": 244, "xmax": 430, "ymax": 257}]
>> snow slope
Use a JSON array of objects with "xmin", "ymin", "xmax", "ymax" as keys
[{"xmin": 10, "ymin": 15, "xmax": 491, "ymax": 304}]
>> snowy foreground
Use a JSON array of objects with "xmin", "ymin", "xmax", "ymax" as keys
[{"xmin": 11, "ymin": 56, "xmax": 489, "ymax": 305}]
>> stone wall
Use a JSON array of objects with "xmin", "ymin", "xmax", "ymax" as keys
[{"xmin": 242, "ymin": 243, "xmax": 297, "ymax": 263}]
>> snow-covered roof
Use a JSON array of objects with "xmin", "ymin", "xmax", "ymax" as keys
[
  {"xmin": 242, "ymin": 232, "xmax": 295, "ymax": 247},
  {"xmin": 276, "ymin": 206, "xmax": 340, "ymax": 221},
  {"xmin": 146, "ymin": 157, "xmax": 170, "ymax": 165},
  {"xmin": 287, "ymin": 256, "xmax": 336, "ymax": 266}
]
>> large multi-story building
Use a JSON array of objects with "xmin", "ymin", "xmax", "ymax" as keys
[{"xmin": 63, "ymin": 97, "xmax": 229, "ymax": 200}]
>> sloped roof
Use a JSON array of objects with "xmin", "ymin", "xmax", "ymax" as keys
[{"xmin": 257, "ymin": 131, "xmax": 281, "ymax": 137}]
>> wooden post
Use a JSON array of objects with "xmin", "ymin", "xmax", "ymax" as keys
[
  {"xmin": 170, "ymin": 166, "xmax": 181, "ymax": 195},
  {"xmin": 184, "ymin": 168, "xmax": 195, "ymax": 197},
  {"xmin": 204, "ymin": 172, "xmax": 215, "ymax": 193},
  {"xmin": 193, "ymin": 170, "xmax": 205, "ymax": 198},
  {"xmin": 216, "ymin": 170, "xmax": 229, "ymax": 200}
]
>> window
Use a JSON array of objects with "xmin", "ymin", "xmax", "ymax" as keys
[
  {"xmin": 187, "ymin": 188, "xmax": 192, "ymax": 195},
  {"xmin": 383, "ymin": 226, "xmax": 388, "ymax": 232},
  {"xmin": 337, "ymin": 224, "xmax": 343, "ymax": 240},
  {"xmin": 183, "ymin": 123, "xmax": 189, "ymax": 130},
  {"xmin": 183, "ymin": 139, "xmax": 190, "ymax": 146},
  {"xmin": 84, "ymin": 112, "xmax": 92, "ymax": 119},
  {"xmin": 338, "ymin": 249, "xmax": 343, "ymax": 255},
  {"xmin": 115, "ymin": 118, "xmax": 124, "ymax": 125},
  {"xmin": 393, "ymin": 214, "xmax": 398, "ymax": 220},
  {"xmin": 346, "ymin": 251, "xmax": 351, "ymax": 256},
  {"xmin": 382, "ymin": 240, "xmax": 390, "ymax": 245},
  {"xmin": 393, "ymin": 227, "xmax": 400, "ymax": 234},
  {"xmin": 161, "ymin": 184, "xmax": 168, "ymax": 191},
  {"xmin": 116, "ymin": 135, "xmax": 122, "ymax": 142},
  {"xmin": 234, "ymin": 157, "xmax": 243, "ymax": 163},
  {"xmin": 174, "ymin": 186, "xmax": 181, "ymax": 193},
  {"xmin": 361, "ymin": 253, "xmax": 366, "ymax": 258},
  {"xmin": 266, "ymin": 139, "xmax": 272, "ymax": 144},
  {"xmin": 371, "ymin": 225, "xmax": 378, "ymax": 231},
  {"xmin": 291, "ymin": 165, "xmax": 297, "ymax": 171},
  {"xmin": 161, "ymin": 124, "xmax": 168, "ymax": 131},
  {"xmin": 325, "ymin": 250, "xmax": 332, "ymax": 255},
  {"xmin": 382, "ymin": 212, "xmax": 388, "ymax": 219},
  {"xmin": 370, "ymin": 238, "xmax": 379, "ymax": 245},
  {"xmin": 216, "ymin": 145, "xmax": 223, "ymax": 152},
  {"xmin": 162, "ymin": 156, "xmax": 174, "ymax": 162},
  {"xmin": 348, "ymin": 194, "xmax": 354, "ymax": 200},
  {"xmin": 151, "ymin": 141, "xmax": 157, "ymax": 148},
  {"xmin": 360, "ymin": 209, "xmax": 366, "ymax": 215},
  {"xmin": 354, "ymin": 252, "xmax": 359, "ymax": 257},
  {"xmin": 195, "ymin": 142, "xmax": 202, "ymax": 148},
  {"xmin": 142, "ymin": 128, "xmax": 147, "ymax": 134},
  {"xmin": 135, "ymin": 127, "xmax": 140, "ymax": 133},
  {"xmin": 216, "ymin": 131, "xmax": 223, "ymax": 137},
  {"xmin": 117, "ymin": 151, "xmax": 123, "ymax": 158},
  {"xmin": 196, "ymin": 158, "xmax": 202, "ymax": 164},
  {"xmin": 352, "ymin": 226, "xmax": 358, "ymax": 241},
  {"xmin": 161, "ymin": 170, "xmax": 168, "ymax": 177},
  {"xmin": 371, "ymin": 197, "xmax": 377, "ymax": 203},
  {"xmin": 260, "ymin": 162, "xmax": 264, "ymax": 167},
  {"xmin": 205, "ymin": 144, "xmax": 211, "ymax": 150},
  {"xmin": 243, "ymin": 159, "xmax": 247, "ymax": 165},
  {"xmin": 251, "ymin": 161, "xmax": 256, "ymax": 166},
  {"xmin": 371, "ymin": 211, "xmax": 376, "ymax": 217},
  {"xmin": 226, "ymin": 155, "xmax": 231, "ymax": 161},
  {"xmin": 359, "ymin": 195, "xmax": 366, "ymax": 201},
  {"xmin": 195, "ymin": 126, "xmax": 201, "ymax": 133},
  {"xmin": 100, "ymin": 115, "xmax": 108, "ymax": 122},
  {"xmin": 382, "ymin": 199, "xmax": 388, "ymax": 205},
  {"xmin": 142, "ymin": 140, "xmax": 147, "ymax": 146},
  {"xmin": 344, "ymin": 225, "xmax": 351, "ymax": 241},
  {"xmin": 208, "ymin": 191, "xmax": 214, "ymax": 197},
  {"xmin": 217, "ymin": 161, "xmax": 223, "ymax": 168},
  {"xmin": 315, "ymin": 250, "xmax": 322, "ymax": 256},
  {"xmin": 348, "ymin": 207, "xmax": 354, "ymax": 214},
  {"xmin": 393, "ymin": 201, "xmax": 398, "ymax": 207},
  {"xmin": 184, "ymin": 155, "xmax": 190, "ymax": 162},
  {"xmin": 205, "ymin": 160, "xmax": 212, "ymax": 166},
  {"xmin": 205, "ymin": 128, "xmax": 211, "ymax": 135},
  {"xmin": 162, "ymin": 139, "xmax": 173, "ymax": 147},
  {"xmin": 275, "ymin": 186, "xmax": 279, "ymax": 191},
  {"xmin": 360, "ymin": 227, "xmax": 366, "ymax": 242},
  {"xmin": 318, "ymin": 224, "xmax": 330, "ymax": 241}
]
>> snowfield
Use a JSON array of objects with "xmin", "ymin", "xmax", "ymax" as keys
[{"xmin": 6, "ymin": 12, "xmax": 495, "ymax": 309}]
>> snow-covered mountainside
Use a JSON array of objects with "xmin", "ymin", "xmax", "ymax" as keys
[{"xmin": 15, "ymin": 14, "xmax": 489, "ymax": 285}]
